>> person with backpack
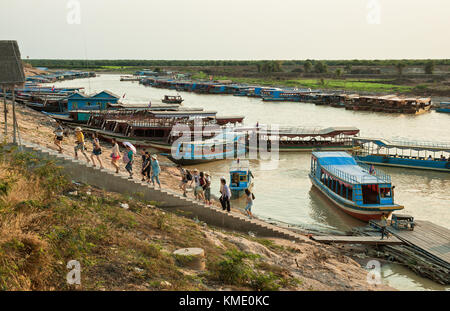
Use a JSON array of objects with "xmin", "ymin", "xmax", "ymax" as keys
[
  {"xmin": 141, "ymin": 152, "xmax": 151, "ymax": 182},
  {"xmin": 124, "ymin": 145, "xmax": 134, "ymax": 179},
  {"xmin": 244, "ymin": 189, "xmax": 255, "ymax": 219},
  {"xmin": 178, "ymin": 165, "xmax": 190, "ymax": 197},
  {"xmin": 219, "ymin": 177, "xmax": 231, "ymax": 212},
  {"xmin": 199, "ymin": 172, "xmax": 207, "ymax": 203}
]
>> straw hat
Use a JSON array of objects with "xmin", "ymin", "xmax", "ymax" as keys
[
  {"xmin": 151, "ymin": 154, "xmax": 157, "ymax": 159},
  {"xmin": 205, "ymin": 171, "xmax": 210, "ymax": 176},
  {"xmin": 75, "ymin": 127, "xmax": 82, "ymax": 132},
  {"xmin": 193, "ymin": 168, "xmax": 198, "ymax": 172}
]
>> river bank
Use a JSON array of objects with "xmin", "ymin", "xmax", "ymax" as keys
[{"xmin": 0, "ymin": 102, "xmax": 395, "ymax": 291}]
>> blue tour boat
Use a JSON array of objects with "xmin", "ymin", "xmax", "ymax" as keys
[
  {"xmin": 309, "ymin": 152, "xmax": 404, "ymax": 221},
  {"xmin": 352, "ymin": 138, "xmax": 450, "ymax": 172},
  {"xmin": 229, "ymin": 160, "xmax": 254, "ymax": 199},
  {"xmin": 165, "ymin": 131, "xmax": 247, "ymax": 165},
  {"xmin": 436, "ymin": 102, "xmax": 450, "ymax": 113}
]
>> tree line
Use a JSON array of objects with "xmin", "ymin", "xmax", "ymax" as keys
[{"xmin": 26, "ymin": 59, "xmax": 449, "ymax": 69}]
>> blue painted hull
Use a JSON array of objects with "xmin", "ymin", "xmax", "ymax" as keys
[
  {"xmin": 355, "ymin": 155, "xmax": 450, "ymax": 172},
  {"xmin": 436, "ymin": 108, "xmax": 450, "ymax": 113},
  {"xmin": 309, "ymin": 174, "xmax": 402, "ymax": 221}
]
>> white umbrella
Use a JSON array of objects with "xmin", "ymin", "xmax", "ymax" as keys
[{"xmin": 122, "ymin": 141, "xmax": 136, "ymax": 154}]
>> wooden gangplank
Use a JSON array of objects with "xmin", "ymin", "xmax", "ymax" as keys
[
  {"xmin": 311, "ymin": 235, "xmax": 403, "ymax": 245},
  {"xmin": 370, "ymin": 220, "xmax": 450, "ymax": 268}
]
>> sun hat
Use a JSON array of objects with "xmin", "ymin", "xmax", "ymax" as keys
[
  {"xmin": 193, "ymin": 168, "xmax": 198, "ymax": 172},
  {"xmin": 151, "ymin": 154, "xmax": 157, "ymax": 159},
  {"xmin": 75, "ymin": 127, "xmax": 82, "ymax": 131},
  {"xmin": 205, "ymin": 171, "xmax": 210, "ymax": 176}
]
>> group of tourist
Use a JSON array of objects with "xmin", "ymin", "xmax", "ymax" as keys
[
  {"xmin": 177, "ymin": 166, "xmax": 254, "ymax": 218},
  {"xmin": 55, "ymin": 123, "xmax": 256, "ymax": 218},
  {"xmin": 53, "ymin": 124, "xmax": 161, "ymax": 188}
]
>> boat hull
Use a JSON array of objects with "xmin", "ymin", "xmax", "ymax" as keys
[
  {"xmin": 355, "ymin": 155, "xmax": 450, "ymax": 172},
  {"xmin": 309, "ymin": 174, "xmax": 402, "ymax": 222}
]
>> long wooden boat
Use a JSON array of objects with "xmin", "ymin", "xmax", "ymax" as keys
[
  {"xmin": 235, "ymin": 126, "xmax": 360, "ymax": 152},
  {"xmin": 162, "ymin": 95, "xmax": 184, "ymax": 104},
  {"xmin": 309, "ymin": 151, "xmax": 404, "ymax": 221},
  {"xmin": 352, "ymin": 138, "xmax": 450, "ymax": 172},
  {"xmin": 165, "ymin": 131, "xmax": 247, "ymax": 165}
]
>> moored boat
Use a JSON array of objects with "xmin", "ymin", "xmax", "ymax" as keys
[
  {"xmin": 162, "ymin": 95, "xmax": 184, "ymax": 104},
  {"xmin": 309, "ymin": 151, "xmax": 404, "ymax": 221},
  {"xmin": 436, "ymin": 102, "xmax": 450, "ymax": 113},
  {"xmin": 229, "ymin": 160, "xmax": 254, "ymax": 199},
  {"xmin": 352, "ymin": 138, "xmax": 450, "ymax": 172},
  {"xmin": 165, "ymin": 131, "xmax": 247, "ymax": 165}
]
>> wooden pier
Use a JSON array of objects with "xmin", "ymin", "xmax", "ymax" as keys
[
  {"xmin": 311, "ymin": 235, "xmax": 403, "ymax": 245},
  {"xmin": 369, "ymin": 219, "xmax": 450, "ymax": 269}
]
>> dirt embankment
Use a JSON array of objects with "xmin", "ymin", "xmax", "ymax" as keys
[
  {"xmin": 0, "ymin": 103, "xmax": 392, "ymax": 291},
  {"xmin": 22, "ymin": 62, "xmax": 47, "ymax": 77}
]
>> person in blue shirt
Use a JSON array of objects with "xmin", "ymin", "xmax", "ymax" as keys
[
  {"xmin": 125, "ymin": 146, "xmax": 134, "ymax": 179},
  {"xmin": 151, "ymin": 155, "xmax": 161, "ymax": 189}
]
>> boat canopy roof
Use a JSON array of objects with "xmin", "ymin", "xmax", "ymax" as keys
[
  {"xmin": 313, "ymin": 152, "xmax": 391, "ymax": 184},
  {"xmin": 230, "ymin": 160, "xmax": 250, "ymax": 172},
  {"xmin": 353, "ymin": 137, "xmax": 450, "ymax": 152}
]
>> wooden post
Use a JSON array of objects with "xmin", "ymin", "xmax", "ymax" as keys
[
  {"xmin": 12, "ymin": 86, "xmax": 16, "ymax": 144},
  {"xmin": 3, "ymin": 86, "xmax": 6, "ymax": 136}
]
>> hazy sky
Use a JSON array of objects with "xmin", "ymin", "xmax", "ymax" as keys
[{"xmin": 1, "ymin": 0, "xmax": 449, "ymax": 60}]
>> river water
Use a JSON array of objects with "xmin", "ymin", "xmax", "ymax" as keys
[{"xmin": 47, "ymin": 74, "xmax": 449, "ymax": 290}]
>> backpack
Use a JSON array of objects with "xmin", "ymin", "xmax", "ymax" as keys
[
  {"xmin": 252, "ymin": 193, "xmax": 255, "ymax": 200},
  {"xmin": 186, "ymin": 170, "xmax": 193, "ymax": 181}
]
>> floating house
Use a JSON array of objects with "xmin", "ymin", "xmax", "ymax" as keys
[{"xmin": 67, "ymin": 90, "xmax": 120, "ymax": 111}]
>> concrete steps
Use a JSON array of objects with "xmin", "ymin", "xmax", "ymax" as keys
[{"xmin": 17, "ymin": 141, "xmax": 307, "ymax": 242}]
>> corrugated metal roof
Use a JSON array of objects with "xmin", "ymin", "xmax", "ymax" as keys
[{"xmin": 0, "ymin": 40, "xmax": 25, "ymax": 85}]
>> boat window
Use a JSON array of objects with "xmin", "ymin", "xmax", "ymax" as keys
[
  {"xmin": 239, "ymin": 175, "xmax": 247, "ymax": 182},
  {"xmin": 231, "ymin": 173, "xmax": 240, "ymax": 186},
  {"xmin": 380, "ymin": 188, "xmax": 391, "ymax": 198},
  {"xmin": 362, "ymin": 184, "xmax": 379, "ymax": 204}
]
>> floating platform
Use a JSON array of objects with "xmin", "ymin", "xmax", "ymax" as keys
[
  {"xmin": 369, "ymin": 219, "xmax": 450, "ymax": 269},
  {"xmin": 311, "ymin": 235, "xmax": 403, "ymax": 245}
]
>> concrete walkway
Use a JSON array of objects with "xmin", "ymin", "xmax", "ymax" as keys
[{"xmin": 16, "ymin": 141, "xmax": 309, "ymax": 243}]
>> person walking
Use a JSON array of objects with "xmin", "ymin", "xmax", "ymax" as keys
[
  {"xmin": 74, "ymin": 127, "xmax": 90, "ymax": 163},
  {"xmin": 219, "ymin": 177, "xmax": 231, "ymax": 212},
  {"xmin": 244, "ymin": 189, "xmax": 255, "ymax": 218},
  {"xmin": 90, "ymin": 133, "xmax": 104, "ymax": 169},
  {"xmin": 204, "ymin": 172, "xmax": 212, "ymax": 205},
  {"xmin": 178, "ymin": 165, "xmax": 188, "ymax": 197},
  {"xmin": 191, "ymin": 169, "xmax": 204, "ymax": 201},
  {"xmin": 110, "ymin": 138, "xmax": 121, "ymax": 173},
  {"xmin": 199, "ymin": 172, "xmax": 207, "ymax": 203},
  {"xmin": 124, "ymin": 145, "xmax": 134, "ymax": 179},
  {"xmin": 150, "ymin": 155, "xmax": 161, "ymax": 189},
  {"xmin": 53, "ymin": 121, "xmax": 64, "ymax": 153},
  {"xmin": 141, "ymin": 152, "xmax": 151, "ymax": 182}
]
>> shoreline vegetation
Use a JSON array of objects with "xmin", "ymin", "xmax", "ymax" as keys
[
  {"xmin": 0, "ymin": 101, "xmax": 392, "ymax": 291},
  {"xmin": 26, "ymin": 59, "xmax": 450, "ymax": 97}
]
